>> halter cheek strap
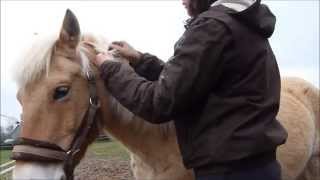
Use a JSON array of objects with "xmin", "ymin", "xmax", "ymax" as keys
[
  {"xmin": 11, "ymin": 71, "xmax": 100, "ymax": 180},
  {"xmin": 64, "ymin": 77, "xmax": 100, "ymax": 179}
]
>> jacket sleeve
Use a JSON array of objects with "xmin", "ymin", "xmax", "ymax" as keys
[
  {"xmin": 130, "ymin": 53, "xmax": 165, "ymax": 81},
  {"xmin": 100, "ymin": 19, "xmax": 229, "ymax": 124}
]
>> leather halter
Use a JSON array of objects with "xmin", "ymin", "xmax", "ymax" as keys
[{"xmin": 11, "ymin": 71, "xmax": 100, "ymax": 180}]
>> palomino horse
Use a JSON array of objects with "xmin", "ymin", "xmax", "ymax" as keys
[{"xmin": 12, "ymin": 10, "xmax": 319, "ymax": 180}]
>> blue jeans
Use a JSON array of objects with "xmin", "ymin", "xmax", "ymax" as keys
[{"xmin": 196, "ymin": 160, "xmax": 281, "ymax": 180}]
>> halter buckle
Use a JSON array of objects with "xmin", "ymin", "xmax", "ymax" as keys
[
  {"xmin": 86, "ymin": 71, "xmax": 94, "ymax": 81},
  {"xmin": 67, "ymin": 149, "xmax": 80, "ymax": 158},
  {"xmin": 89, "ymin": 97, "xmax": 100, "ymax": 107}
]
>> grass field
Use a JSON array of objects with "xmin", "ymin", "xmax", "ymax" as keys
[
  {"xmin": 0, "ymin": 149, "xmax": 13, "ymax": 180},
  {"xmin": 0, "ymin": 150, "xmax": 11, "ymax": 164},
  {"xmin": 0, "ymin": 140, "xmax": 129, "ymax": 179},
  {"xmin": 88, "ymin": 140, "xmax": 130, "ymax": 160}
]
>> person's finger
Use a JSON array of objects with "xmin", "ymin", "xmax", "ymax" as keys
[
  {"xmin": 111, "ymin": 41, "xmax": 124, "ymax": 47},
  {"xmin": 99, "ymin": 52, "xmax": 113, "ymax": 59},
  {"xmin": 109, "ymin": 43, "xmax": 121, "ymax": 50},
  {"xmin": 95, "ymin": 53, "xmax": 113, "ymax": 66},
  {"xmin": 119, "ymin": 41, "xmax": 127, "ymax": 46},
  {"xmin": 110, "ymin": 42, "xmax": 121, "ymax": 51},
  {"xmin": 111, "ymin": 41, "xmax": 121, "ymax": 45},
  {"xmin": 96, "ymin": 53, "xmax": 105, "ymax": 62}
]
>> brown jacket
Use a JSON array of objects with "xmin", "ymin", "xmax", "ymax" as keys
[{"xmin": 100, "ymin": 0, "xmax": 287, "ymax": 175}]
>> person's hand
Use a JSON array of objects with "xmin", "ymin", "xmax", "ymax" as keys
[
  {"xmin": 109, "ymin": 41, "xmax": 142, "ymax": 63},
  {"xmin": 92, "ymin": 51, "xmax": 115, "ymax": 67}
]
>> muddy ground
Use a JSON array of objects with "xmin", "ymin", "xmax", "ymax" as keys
[{"xmin": 75, "ymin": 155, "xmax": 133, "ymax": 180}]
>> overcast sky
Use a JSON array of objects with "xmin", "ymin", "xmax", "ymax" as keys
[{"xmin": 1, "ymin": 0, "xmax": 319, "ymax": 120}]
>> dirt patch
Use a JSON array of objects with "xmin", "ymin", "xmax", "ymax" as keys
[{"xmin": 75, "ymin": 155, "xmax": 133, "ymax": 180}]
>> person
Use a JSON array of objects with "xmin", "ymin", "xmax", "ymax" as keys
[{"xmin": 90, "ymin": 0, "xmax": 288, "ymax": 180}]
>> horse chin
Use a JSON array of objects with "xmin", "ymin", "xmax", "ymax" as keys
[{"xmin": 13, "ymin": 161, "xmax": 65, "ymax": 180}]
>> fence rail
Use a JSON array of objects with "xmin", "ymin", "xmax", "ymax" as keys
[{"xmin": 0, "ymin": 160, "xmax": 15, "ymax": 176}]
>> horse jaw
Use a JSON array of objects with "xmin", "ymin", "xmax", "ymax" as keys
[{"xmin": 13, "ymin": 162, "xmax": 65, "ymax": 180}]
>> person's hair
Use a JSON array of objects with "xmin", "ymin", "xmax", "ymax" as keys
[{"xmin": 189, "ymin": 0, "xmax": 216, "ymax": 17}]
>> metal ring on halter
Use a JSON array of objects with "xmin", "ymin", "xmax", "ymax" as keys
[
  {"xmin": 66, "ymin": 149, "xmax": 80, "ymax": 157},
  {"xmin": 89, "ymin": 97, "xmax": 100, "ymax": 107},
  {"xmin": 86, "ymin": 71, "xmax": 94, "ymax": 81},
  {"xmin": 89, "ymin": 97, "xmax": 98, "ymax": 106}
]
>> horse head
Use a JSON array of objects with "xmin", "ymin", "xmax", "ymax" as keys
[{"xmin": 12, "ymin": 9, "xmax": 107, "ymax": 180}]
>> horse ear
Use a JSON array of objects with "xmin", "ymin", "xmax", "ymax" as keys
[{"xmin": 58, "ymin": 9, "xmax": 81, "ymax": 49}]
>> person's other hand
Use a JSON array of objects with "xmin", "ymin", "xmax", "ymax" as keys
[
  {"xmin": 92, "ymin": 52, "xmax": 115, "ymax": 67},
  {"xmin": 109, "ymin": 41, "xmax": 142, "ymax": 63}
]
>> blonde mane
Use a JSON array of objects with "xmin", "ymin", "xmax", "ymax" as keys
[{"xmin": 13, "ymin": 33, "xmax": 110, "ymax": 88}]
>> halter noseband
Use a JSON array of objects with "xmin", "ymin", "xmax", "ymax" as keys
[{"xmin": 11, "ymin": 71, "xmax": 100, "ymax": 180}]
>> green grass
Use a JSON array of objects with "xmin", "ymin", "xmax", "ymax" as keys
[
  {"xmin": 0, "ymin": 149, "xmax": 13, "ymax": 180},
  {"xmin": 0, "ymin": 173, "xmax": 11, "ymax": 180},
  {"xmin": 87, "ymin": 140, "xmax": 130, "ymax": 160},
  {"xmin": 0, "ymin": 150, "xmax": 11, "ymax": 164}
]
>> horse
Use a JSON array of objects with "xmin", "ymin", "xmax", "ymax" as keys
[{"xmin": 11, "ymin": 10, "xmax": 319, "ymax": 180}]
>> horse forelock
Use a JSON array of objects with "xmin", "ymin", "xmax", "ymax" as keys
[{"xmin": 14, "ymin": 35, "xmax": 57, "ymax": 88}]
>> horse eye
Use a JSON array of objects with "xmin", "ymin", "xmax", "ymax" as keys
[{"xmin": 53, "ymin": 86, "xmax": 70, "ymax": 100}]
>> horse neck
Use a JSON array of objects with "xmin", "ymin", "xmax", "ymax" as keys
[
  {"xmin": 95, "ymin": 78, "xmax": 176, "ymax": 156},
  {"xmin": 78, "ymin": 41, "xmax": 176, "ymax": 158}
]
